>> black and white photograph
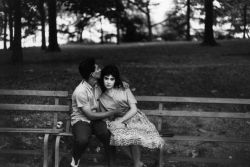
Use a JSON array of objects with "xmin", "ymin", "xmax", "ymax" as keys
[{"xmin": 0, "ymin": 0, "xmax": 250, "ymax": 167}]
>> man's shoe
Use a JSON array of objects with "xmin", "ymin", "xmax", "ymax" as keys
[{"xmin": 70, "ymin": 157, "xmax": 80, "ymax": 167}]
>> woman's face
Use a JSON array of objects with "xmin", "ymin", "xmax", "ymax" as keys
[{"xmin": 104, "ymin": 75, "xmax": 115, "ymax": 90}]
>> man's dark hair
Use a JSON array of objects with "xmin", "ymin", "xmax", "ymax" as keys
[
  {"xmin": 99, "ymin": 65, "xmax": 124, "ymax": 92},
  {"xmin": 79, "ymin": 58, "xmax": 95, "ymax": 80}
]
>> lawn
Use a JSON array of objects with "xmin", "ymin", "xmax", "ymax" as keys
[
  {"xmin": 1, "ymin": 39, "xmax": 250, "ymax": 97},
  {"xmin": 0, "ymin": 39, "xmax": 250, "ymax": 167}
]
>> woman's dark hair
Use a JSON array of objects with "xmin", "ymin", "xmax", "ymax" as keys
[
  {"xmin": 79, "ymin": 58, "xmax": 95, "ymax": 80},
  {"xmin": 99, "ymin": 65, "xmax": 124, "ymax": 92}
]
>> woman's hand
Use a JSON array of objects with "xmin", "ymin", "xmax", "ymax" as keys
[{"xmin": 110, "ymin": 120, "xmax": 125, "ymax": 129}]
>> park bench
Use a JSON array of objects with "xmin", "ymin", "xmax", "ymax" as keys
[
  {"xmin": 1, "ymin": 89, "xmax": 250, "ymax": 167},
  {"xmin": 54, "ymin": 95, "xmax": 250, "ymax": 167},
  {"xmin": 0, "ymin": 89, "xmax": 70, "ymax": 167},
  {"xmin": 136, "ymin": 96, "xmax": 250, "ymax": 167}
]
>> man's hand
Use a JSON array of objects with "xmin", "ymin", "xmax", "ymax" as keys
[{"xmin": 122, "ymin": 81, "xmax": 129, "ymax": 89}]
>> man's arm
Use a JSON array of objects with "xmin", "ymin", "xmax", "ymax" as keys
[{"xmin": 79, "ymin": 107, "xmax": 121, "ymax": 120}]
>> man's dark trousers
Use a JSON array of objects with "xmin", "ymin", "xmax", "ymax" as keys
[{"xmin": 72, "ymin": 120, "xmax": 116, "ymax": 166}]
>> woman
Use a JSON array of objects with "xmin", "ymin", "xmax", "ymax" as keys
[{"xmin": 98, "ymin": 65, "xmax": 164, "ymax": 167}]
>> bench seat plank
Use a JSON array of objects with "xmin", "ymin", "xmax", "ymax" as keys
[
  {"xmin": 0, "ymin": 89, "xmax": 68, "ymax": 97},
  {"xmin": 137, "ymin": 96, "xmax": 250, "ymax": 104},
  {"xmin": 0, "ymin": 149, "xmax": 42, "ymax": 155},
  {"xmin": 143, "ymin": 110, "xmax": 250, "ymax": 119},
  {"xmin": 0, "ymin": 104, "xmax": 69, "ymax": 112},
  {"xmin": 164, "ymin": 135, "xmax": 250, "ymax": 143},
  {"xmin": 0, "ymin": 128, "xmax": 63, "ymax": 133},
  {"xmin": 165, "ymin": 157, "xmax": 249, "ymax": 164}
]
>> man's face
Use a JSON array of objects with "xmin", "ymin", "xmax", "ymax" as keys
[
  {"xmin": 91, "ymin": 64, "xmax": 101, "ymax": 79},
  {"xmin": 88, "ymin": 64, "xmax": 101, "ymax": 86}
]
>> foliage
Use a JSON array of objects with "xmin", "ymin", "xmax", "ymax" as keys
[
  {"xmin": 119, "ymin": 1, "xmax": 148, "ymax": 42},
  {"xmin": 216, "ymin": 0, "xmax": 250, "ymax": 37},
  {"xmin": 21, "ymin": 0, "xmax": 41, "ymax": 38},
  {"xmin": 161, "ymin": 0, "xmax": 192, "ymax": 41},
  {"xmin": 120, "ymin": 14, "xmax": 148, "ymax": 42},
  {"xmin": 126, "ymin": 0, "xmax": 157, "ymax": 41},
  {"xmin": 62, "ymin": 0, "xmax": 125, "ymax": 42}
]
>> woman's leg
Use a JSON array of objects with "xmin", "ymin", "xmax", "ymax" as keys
[{"xmin": 131, "ymin": 145, "xmax": 143, "ymax": 167}]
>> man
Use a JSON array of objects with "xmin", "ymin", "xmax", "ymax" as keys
[{"xmin": 70, "ymin": 58, "xmax": 122, "ymax": 167}]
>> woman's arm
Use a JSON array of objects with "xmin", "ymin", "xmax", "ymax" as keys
[
  {"xmin": 115, "ymin": 103, "xmax": 137, "ymax": 123},
  {"xmin": 80, "ymin": 107, "xmax": 123, "ymax": 120}
]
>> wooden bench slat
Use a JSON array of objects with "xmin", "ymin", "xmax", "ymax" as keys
[
  {"xmin": 137, "ymin": 96, "xmax": 250, "ymax": 104},
  {"xmin": 143, "ymin": 110, "xmax": 250, "ymax": 119},
  {"xmin": 0, "ymin": 89, "xmax": 68, "ymax": 97},
  {"xmin": 0, "ymin": 149, "xmax": 42, "ymax": 155},
  {"xmin": 0, "ymin": 104, "xmax": 69, "ymax": 112},
  {"xmin": 165, "ymin": 157, "xmax": 249, "ymax": 164},
  {"xmin": 0, "ymin": 128, "xmax": 62, "ymax": 133},
  {"xmin": 163, "ymin": 135, "xmax": 250, "ymax": 143},
  {"xmin": 57, "ymin": 132, "xmax": 73, "ymax": 136}
]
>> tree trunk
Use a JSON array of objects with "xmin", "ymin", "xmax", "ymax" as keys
[
  {"xmin": 243, "ymin": 5, "xmax": 247, "ymax": 39},
  {"xmin": 116, "ymin": 16, "xmax": 120, "ymax": 45},
  {"xmin": 3, "ymin": 10, "xmax": 7, "ymax": 50},
  {"xmin": 8, "ymin": 0, "xmax": 14, "ymax": 50},
  {"xmin": 202, "ymin": 0, "xmax": 217, "ymax": 46},
  {"xmin": 8, "ymin": 10, "xmax": 14, "ymax": 50},
  {"xmin": 47, "ymin": 0, "xmax": 60, "ymax": 51},
  {"xmin": 146, "ymin": 6, "xmax": 152, "ymax": 41},
  {"xmin": 79, "ymin": 29, "xmax": 83, "ymax": 43},
  {"xmin": 186, "ymin": 0, "xmax": 191, "ymax": 41},
  {"xmin": 100, "ymin": 18, "xmax": 104, "ymax": 44},
  {"xmin": 38, "ymin": 0, "xmax": 46, "ymax": 50},
  {"xmin": 115, "ymin": 2, "xmax": 121, "ymax": 45},
  {"xmin": 12, "ymin": 0, "xmax": 23, "ymax": 63}
]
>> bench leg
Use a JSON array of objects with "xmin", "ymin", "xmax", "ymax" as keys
[
  {"xmin": 159, "ymin": 147, "xmax": 164, "ymax": 167},
  {"xmin": 43, "ymin": 134, "xmax": 50, "ymax": 167},
  {"xmin": 55, "ymin": 135, "xmax": 61, "ymax": 167}
]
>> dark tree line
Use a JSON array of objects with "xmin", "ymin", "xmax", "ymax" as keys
[
  {"xmin": 0, "ymin": 0, "xmax": 249, "ymax": 63},
  {"xmin": 164, "ymin": 0, "xmax": 249, "ymax": 45}
]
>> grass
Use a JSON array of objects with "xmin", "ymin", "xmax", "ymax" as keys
[
  {"xmin": 1, "ymin": 39, "xmax": 250, "ymax": 167},
  {"xmin": 1, "ymin": 39, "xmax": 250, "ymax": 97}
]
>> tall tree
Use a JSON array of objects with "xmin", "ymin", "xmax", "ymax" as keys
[
  {"xmin": 186, "ymin": 0, "xmax": 191, "ymax": 40},
  {"xmin": 114, "ymin": 0, "xmax": 124, "ymax": 44},
  {"xmin": 243, "ymin": 4, "xmax": 247, "ymax": 39},
  {"xmin": 162, "ymin": 0, "xmax": 188, "ymax": 41},
  {"xmin": 3, "ymin": 9, "xmax": 7, "ymax": 50},
  {"xmin": 7, "ymin": 0, "xmax": 14, "ymax": 49},
  {"xmin": 63, "ymin": 0, "xmax": 99, "ymax": 43},
  {"xmin": 38, "ymin": 0, "xmax": 46, "ymax": 49},
  {"xmin": 202, "ymin": 0, "xmax": 217, "ymax": 46},
  {"xmin": 12, "ymin": 0, "xmax": 23, "ymax": 63},
  {"xmin": 2, "ymin": 0, "xmax": 7, "ymax": 50},
  {"xmin": 128, "ymin": 0, "xmax": 156, "ymax": 41},
  {"xmin": 47, "ymin": 0, "xmax": 60, "ymax": 51}
]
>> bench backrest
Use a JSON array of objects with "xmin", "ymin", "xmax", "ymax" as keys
[
  {"xmin": 136, "ymin": 96, "xmax": 250, "ymax": 132},
  {"xmin": 0, "ymin": 89, "xmax": 70, "ymax": 132}
]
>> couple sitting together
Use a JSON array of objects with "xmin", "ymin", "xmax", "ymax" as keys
[{"xmin": 70, "ymin": 58, "xmax": 164, "ymax": 167}]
